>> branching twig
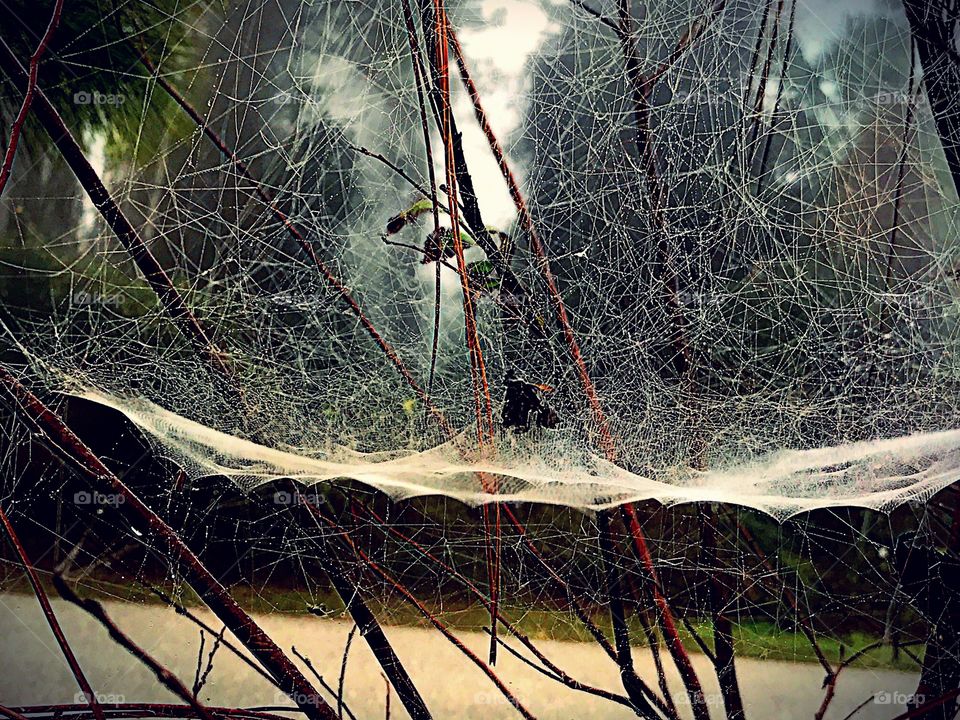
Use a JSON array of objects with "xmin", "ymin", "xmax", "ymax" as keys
[
  {"xmin": 147, "ymin": 586, "xmax": 279, "ymax": 690},
  {"xmin": 51, "ymin": 574, "xmax": 216, "ymax": 720},
  {"xmin": 291, "ymin": 648, "xmax": 359, "ymax": 720},
  {"xmin": 0, "ymin": 0, "xmax": 64, "ymax": 197},
  {"xmin": 337, "ymin": 624, "xmax": 357, "ymax": 720}
]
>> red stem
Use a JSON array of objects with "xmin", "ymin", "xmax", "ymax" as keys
[
  {"xmin": 0, "ymin": 506, "xmax": 104, "ymax": 720},
  {"xmin": 0, "ymin": 0, "xmax": 64, "ymax": 196}
]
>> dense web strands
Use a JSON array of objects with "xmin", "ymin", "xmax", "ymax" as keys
[{"xmin": 1, "ymin": 0, "xmax": 959, "ymax": 519}]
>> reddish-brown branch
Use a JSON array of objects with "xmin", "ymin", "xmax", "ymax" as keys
[
  {"xmin": 447, "ymin": 11, "xmax": 619, "ymax": 460},
  {"xmin": 447, "ymin": 0, "xmax": 713, "ymax": 497},
  {"xmin": 0, "ymin": 707, "xmax": 30, "ymax": 720},
  {"xmin": 814, "ymin": 639, "xmax": 918, "ymax": 720},
  {"xmin": 0, "ymin": 39, "xmax": 239, "ymax": 397},
  {"xmin": 0, "ymin": 0, "xmax": 64, "ymax": 196},
  {"xmin": 52, "ymin": 574, "xmax": 216, "ymax": 720},
  {"xmin": 431, "ymin": 0, "xmax": 501, "ymax": 666},
  {"xmin": 9, "ymin": 704, "xmax": 311, "ymax": 720},
  {"xmin": 889, "ymin": 689, "xmax": 960, "ymax": 720},
  {"xmin": 620, "ymin": 505, "xmax": 710, "ymax": 720},
  {"xmin": 0, "ymin": 365, "xmax": 337, "ymax": 720},
  {"xmin": 0, "ymin": 506, "xmax": 103, "ymax": 720}
]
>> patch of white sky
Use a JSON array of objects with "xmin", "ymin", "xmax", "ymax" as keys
[
  {"xmin": 445, "ymin": 0, "xmax": 900, "ymax": 226},
  {"xmin": 449, "ymin": 0, "xmax": 559, "ymax": 229},
  {"xmin": 418, "ymin": 0, "xmax": 560, "ymax": 293}
]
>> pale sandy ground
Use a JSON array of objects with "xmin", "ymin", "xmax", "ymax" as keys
[{"xmin": 0, "ymin": 593, "xmax": 921, "ymax": 720}]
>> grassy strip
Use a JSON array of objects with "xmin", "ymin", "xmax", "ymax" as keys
[{"xmin": 1, "ymin": 572, "xmax": 921, "ymax": 672}]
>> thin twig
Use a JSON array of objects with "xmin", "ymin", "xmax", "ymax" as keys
[
  {"xmin": 568, "ymin": 0, "xmax": 624, "ymax": 36},
  {"xmin": 338, "ymin": 624, "xmax": 357, "ymax": 720},
  {"xmin": 633, "ymin": 610, "xmax": 680, "ymax": 720},
  {"xmin": 0, "ymin": 0, "xmax": 64, "ymax": 196},
  {"xmin": 193, "ymin": 627, "xmax": 224, "ymax": 699},
  {"xmin": 398, "ymin": 0, "xmax": 443, "ymax": 411},
  {"xmin": 51, "ymin": 574, "xmax": 217, "ymax": 720},
  {"xmin": 0, "ymin": 505, "xmax": 104, "ymax": 720},
  {"xmin": 680, "ymin": 618, "xmax": 716, "ymax": 664},
  {"xmin": 381, "ymin": 673, "xmax": 390, "ymax": 720},
  {"xmin": 753, "ymin": 0, "xmax": 796, "ymax": 194},
  {"xmin": 0, "ymin": 0, "xmax": 63, "ymax": 195},
  {"xmin": 700, "ymin": 505, "xmax": 744, "ymax": 719},
  {"xmin": 147, "ymin": 586, "xmax": 279, "ymax": 690},
  {"xmin": 9, "ymin": 704, "xmax": 308, "ymax": 720},
  {"xmin": 619, "ymin": 504, "xmax": 709, "ymax": 720},
  {"xmin": 269, "ymin": 483, "xmax": 434, "ymax": 720},
  {"xmin": 291, "ymin": 647, "xmax": 359, "ymax": 720},
  {"xmin": 0, "ymin": 707, "xmax": 30, "ymax": 720}
]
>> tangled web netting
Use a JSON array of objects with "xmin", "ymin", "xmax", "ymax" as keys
[
  {"xmin": 2, "ymin": 0, "xmax": 960, "ymax": 519},
  {"xmin": 6, "ymin": 1, "xmax": 960, "ymax": 718}
]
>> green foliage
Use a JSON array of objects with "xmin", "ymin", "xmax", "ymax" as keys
[{"xmin": 1, "ymin": 0, "xmax": 202, "ymax": 161}]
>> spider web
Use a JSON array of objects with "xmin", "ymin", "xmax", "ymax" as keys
[
  {"xmin": 1, "ymin": 0, "xmax": 960, "ymax": 718},
  {"xmin": 3, "ymin": 0, "xmax": 958, "ymax": 515}
]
